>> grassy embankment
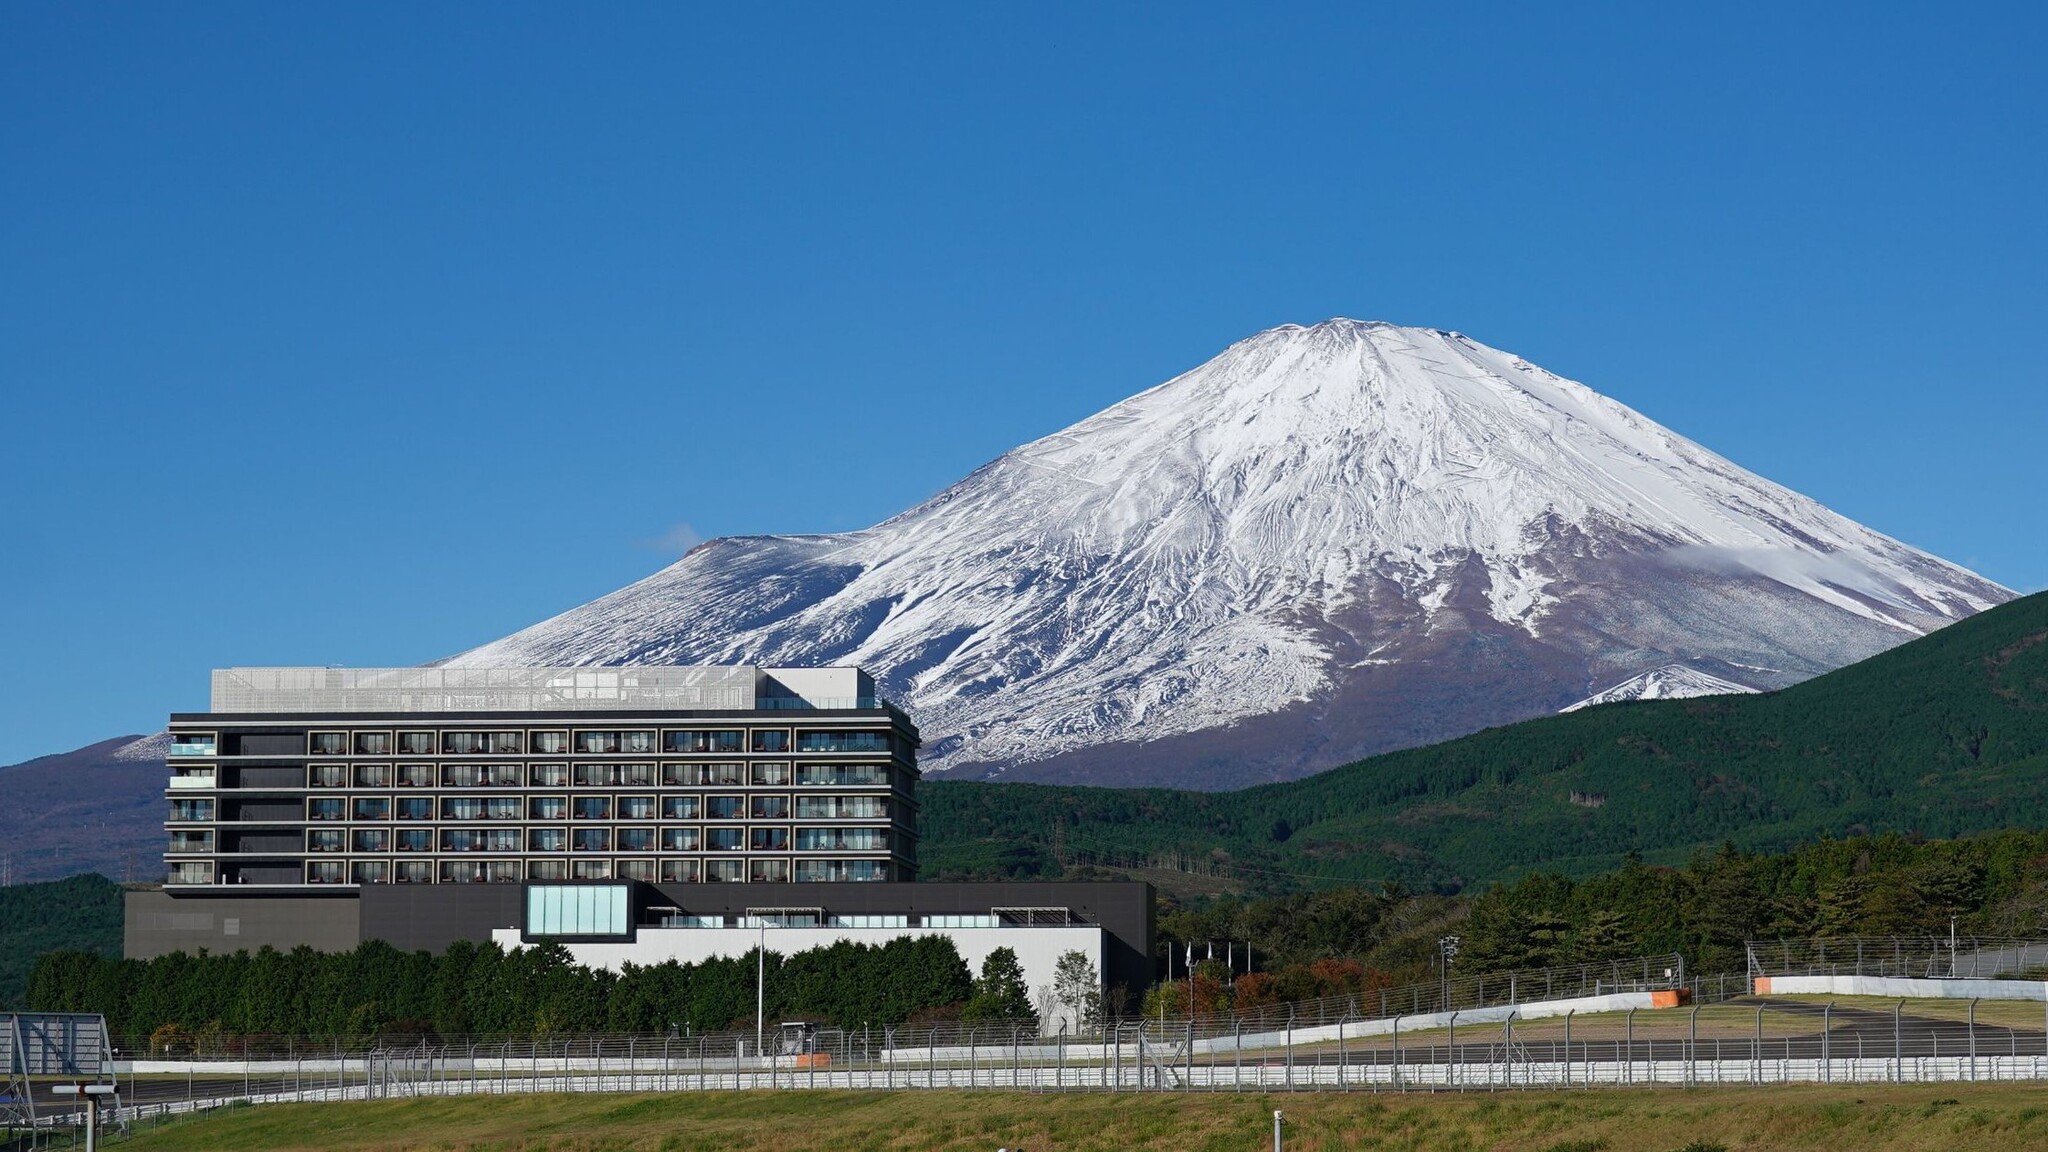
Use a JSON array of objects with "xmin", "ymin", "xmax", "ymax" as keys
[{"xmin": 104, "ymin": 1084, "xmax": 2048, "ymax": 1151}]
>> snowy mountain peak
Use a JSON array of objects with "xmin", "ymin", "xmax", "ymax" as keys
[
  {"xmin": 1562, "ymin": 665, "xmax": 1762, "ymax": 712},
  {"xmin": 452, "ymin": 322, "xmax": 2009, "ymax": 787}
]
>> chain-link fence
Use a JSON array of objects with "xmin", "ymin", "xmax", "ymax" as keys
[{"xmin": 1747, "ymin": 937, "xmax": 2048, "ymax": 980}]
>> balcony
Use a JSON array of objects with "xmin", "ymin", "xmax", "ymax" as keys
[
  {"xmin": 168, "ymin": 774, "xmax": 216, "ymax": 790},
  {"xmin": 169, "ymin": 737, "xmax": 217, "ymax": 758}
]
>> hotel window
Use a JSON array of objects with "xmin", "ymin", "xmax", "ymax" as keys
[
  {"xmin": 795, "ymin": 763, "xmax": 888, "ymax": 786},
  {"xmin": 573, "ymin": 763, "xmax": 611, "ymax": 786},
  {"xmin": 530, "ymin": 763, "xmax": 569, "ymax": 787},
  {"xmin": 618, "ymin": 796, "xmax": 657, "ymax": 820},
  {"xmin": 662, "ymin": 795, "xmax": 701, "ymax": 819},
  {"xmin": 170, "ymin": 798, "xmax": 214, "ymax": 822},
  {"xmin": 573, "ymin": 828, "xmax": 611, "ymax": 852},
  {"xmin": 484, "ymin": 731, "xmax": 525, "ymax": 753},
  {"xmin": 619, "ymin": 730, "xmax": 657, "ymax": 754},
  {"xmin": 702, "ymin": 763, "xmax": 745, "ymax": 786},
  {"xmin": 308, "ymin": 797, "xmax": 346, "ymax": 821},
  {"xmin": 354, "ymin": 731, "xmax": 392, "ymax": 756},
  {"xmin": 749, "ymin": 827, "xmax": 790, "ymax": 851},
  {"xmin": 309, "ymin": 731, "xmax": 348, "ymax": 756},
  {"xmin": 484, "ymin": 763, "xmax": 521, "ymax": 786},
  {"xmin": 395, "ymin": 860, "xmax": 433, "ymax": 883},
  {"xmin": 617, "ymin": 859, "xmax": 657, "ymax": 882},
  {"xmin": 353, "ymin": 829, "xmax": 390, "ymax": 852},
  {"xmin": 169, "ymin": 733, "xmax": 216, "ymax": 758},
  {"xmin": 442, "ymin": 731, "xmax": 486, "ymax": 755},
  {"xmin": 617, "ymin": 828, "xmax": 656, "ymax": 852},
  {"xmin": 352, "ymin": 861, "xmax": 390, "ymax": 884},
  {"xmin": 352, "ymin": 796, "xmax": 391, "ymax": 821},
  {"xmin": 528, "ymin": 860, "xmax": 568, "ymax": 881},
  {"xmin": 309, "ymin": 763, "xmax": 347, "ymax": 788},
  {"xmin": 169, "ymin": 862, "xmax": 213, "ymax": 885},
  {"xmin": 707, "ymin": 827, "xmax": 745, "ymax": 852},
  {"xmin": 571, "ymin": 859, "xmax": 613, "ymax": 880},
  {"xmin": 440, "ymin": 860, "xmax": 485, "ymax": 883},
  {"xmin": 307, "ymin": 860, "xmax": 346, "ymax": 884},
  {"xmin": 664, "ymin": 729, "xmax": 743, "ymax": 754},
  {"xmin": 575, "ymin": 731, "xmax": 623, "ymax": 754},
  {"xmin": 795, "ymin": 859, "xmax": 888, "ymax": 882},
  {"xmin": 707, "ymin": 795, "xmax": 744, "ymax": 820},
  {"xmin": 396, "ymin": 797, "xmax": 434, "ymax": 821},
  {"xmin": 572, "ymin": 797, "xmax": 611, "ymax": 820},
  {"xmin": 443, "ymin": 797, "xmax": 488, "ymax": 821},
  {"xmin": 704, "ymin": 859, "xmax": 745, "ymax": 883},
  {"xmin": 661, "ymin": 827, "xmax": 701, "ymax": 851},
  {"xmin": 796, "ymin": 827, "xmax": 887, "ymax": 851},
  {"xmin": 530, "ymin": 730, "xmax": 568, "ymax": 754},
  {"xmin": 530, "ymin": 796, "xmax": 567, "ymax": 820},
  {"xmin": 396, "ymin": 763, "xmax": 434, "ymax": 787},
  {"xmin": 660, "ymin": 859, "xmax": 700, "ymax": 883},
  {"xmin": 749, "ymin": 859, "xmax": 790, "ymax": 883},
  {"xmin": 396, "ymin": 829, "xmax": 433, "ymax": 852},
  {"xmin": 168, "ymin": 831, "xmax": 214, "ymax": 853},
  {"xmin": 619, "ymin": 763, "xmax": 654, "ymax": 786},
  {"xmin": 529, "ymin": 828, "xmax": 567, "ymax": 852},
  {"xmin": 485, "ymin": 797, "xmax": 521, "ymax": 820},
  {"xmin": 796, "ymin": 730, "xmax": 891, "ymax": 754},
  {"xmin": 752, "ymin": 762, "xmax": 791, "ymax": 786},
  {"xmin": 442, "ymin": 764, "xmax": 483, "ymax": 787},
  {"xmin": 750, "ymin": 795, "xmax": 790, "ymax": 820},
  {"xmin": 443, "ymin": 829, "xmax": 485, "ymax": 852},
  {"xmin": 397, "ymin": 731, "xmax": 436, "ymax": 755},
  {"xmin": 354, "ymin": 764, "xmax": 392, "ymax": 787},
  {"xmin": 751, "ymin": 729, "xmax": 791, "ymax": 753},
  {"xmin": 484, "ymin": 829, "xmax": 520, "ymax": 852},
  {"xmin": 795, "ymin": 795, "xmax": 887, "ymax": 820},
  {"xmin": 307, "ymin": 829, "xmax": 344, "ymax": 853}
]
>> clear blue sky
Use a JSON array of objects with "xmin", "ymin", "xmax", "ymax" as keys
[{"xmin": 2, "ymin": 2, "xmax": 2043, "ymax": 763}]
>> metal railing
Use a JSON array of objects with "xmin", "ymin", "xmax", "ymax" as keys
[{"xmin": 1747, "ymin": 937, "xmax": 2048, "ymax": 981}]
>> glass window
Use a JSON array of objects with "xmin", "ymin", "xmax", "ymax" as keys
[
  {"xmin": 707, "ymin": 827, "xmax": 745, "ymax": 851},
  {"xmin": 442, "ymin": 829, "xmax": 484, "ymax": 852},
  {"xmin": 307, "ymin": 860, "xmax": 346, "ymax": 884},
  {"xmin": 397, "ymin": 731, "xmax": 435, "ymax": 755},
  {"xmin": 795, "ymin": 796, "xmax": 887, "ymax": 820},
  {"xmin": 572, "ymin": 796, "xmax": 611, "ymax": 820},
  {"xmin": 309, "ymin": 763, "xmax": 347, "ymax": 788},
  {"xmin": 618, "ymin": 827, "xmax": 656, "ymax": 851},
  {"xmin": 485, "ymin": 731, "xmax": 525, "ymax": 753},
  {"xmin": 529, "ymin": 796, "xmax": 567, "ymax": 820},
  {"xmin": 619, "ymin": 730, "xmax": 657, "ymax": 754},
  {"xmin": 169, "ymin": 734, "xmax": 217, "ymax": 758},
  {"xmin": 530, "ymin": 730, "xmax": 568, "ymax": 754},
  {"xmin": 749, "ymin": 859, "xmax": 790, "ymax": 883},
  {"xmin": 664, "ymin": 729, "xmax": 744, "ymax": 754},
  {"xmin": 530, "ymin": 763, "xmax": 568, "ymax": 787},
  {"xmin": 795, "ymin": 859, "xmax": 890, "ymax": 882},
  {"xmin": 441, "ymin": 764, "xmax": 481, "ymax": 787},
  {"xmin": 571, "ymin": 859, "xmax": 613, "ymax": 880},
  {"xmin": 573, "ymin": 763, "xmax": 611, "ymax": 787},
  {"xmin": 572, "ymin": 828, "xmax": 611, "ymax": 851},
  {"xmin": 168, "ymin": 831, "xmax": 214, "ymax": 853},
  {"xmin": 352, "ymin": 861, "xmax": 390, "ymax": 884},
  {"xmin": 308, "ymin": 797, "xmax": 346, "ymax": 821},
  {"xmin": 354, "ymin": 731, "xmax": 392, "ymax": 756},
  {"xmin": 660, "ymin": 859, "xmax": 700, "ymax": 883},
  {"xmin": 707, "ymin": 795, "xmax": 744, "ymax": 820},
  {"xmin": 662, "ymin": 795, "xmax": 700, "ymax": 819},
  {"xmin": 704, "ymin": 859, "xmax": 745, "ymax": 883},
  {"xmin": 443, "ymin": 797, "xmax": 487, "ymax": 821},
  {"xmin": 441, "ymin": 860, "xmax": 486, "ymax": 883},
  {"xmin": 529, "ymin": 828, "xmax": 567, "ymax": 852},
  {"xmin": 442, "ymin": 731, "xmax": 486, "ymax": 755},
  {"xmin": 396, "ymin": 763, "xmax": 434, "ymax": 787},
  {"xmin": 661, "ymin": 827, "xmax": 700, "ymax": 851},
  {"xmin": 353, "ymin": 797, "xmax": 390, "ymax": 821},
  {"xmin": 485, "ymin": 829, "xmax": 520, "ymax": 852},
  {"xmin": 355, "ymin": 764, "xmax": 392, "ymax": 787},
  {"xmin": 309, "ymin": 731, "xmax": 348, "ymax": 755},
  {"xmin": 170, "ymin": 798, "xmax": 214, "ymax": 822},
  {"xmin": 395, "ymin": 860, "xmax": 433, "ymax": 883},
  {"xmin": 795, "ymin": 826, "xmax": 888, "ymax": 852},
  {"xmin": 617, "ymin": 859, "xmax": 656, "ymax": 881},
  {"xmin": 751, "ymin": 795, "xmax": 790, "ymax": 820},
  {"xmin": 752, "ymin": 762, "xmax": 791, "ymax": 786},
  {"xmin": 618, "ymin": 796, "xmax": 657, "ymax": 820},
  {"xmin": 396, "ymin": 828, "xmax": 433, "ymax": 852},
  {"xmin": 528, "ymin": 860, "xmax": 567, "ymax": 881},
  {"xmin": 307, "ymin": 829, "xmax": 344, "ymax": 852},
  {"xmin": 749, "ymin": 827, "xmax": 790, "ymax": 851},
  {"xmin": 484, "ymin": 763, "xmax": 522, "ymax": 786},
  {"xmin": 485, "ymin": 797, "xmax": 522, "ymax": 820},
  {"xmin": 169, "ymin": 862, "xmax": 214, "ymax": 884},
  {"xmin": 396, "ymin": 797, "xmax": 434, "ymax": 821},
  {"xmin": 795, "ymin": 730, "xmax": 891, "ymax": 754},
  {"xmin": 353, "ymin": 829, "xmax": 390, "ymax": 852},
  {"xmin": 575, "ymin": 731, "xmax": 622, "ymax": 754},
  {"xmin": 795, "ymin": 763, "xmax": 889, "ymax": 786},
  {"xmin": 751, "ymin": 729, "xmax": 791, "ymax": 753}
]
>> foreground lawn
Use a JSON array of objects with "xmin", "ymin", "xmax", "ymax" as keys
[{"xmin": 107, "ymin": 1083, "xmax": 2048, "ymax": 1151}]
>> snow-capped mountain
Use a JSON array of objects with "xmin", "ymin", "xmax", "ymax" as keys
[
  {"xmin": 1562, "ymin": 664, "xmax": 1760, "ymax": 712},
  {"xmin": 451, "ymin": 320, "xmax": 2010, "ymax": 788}
]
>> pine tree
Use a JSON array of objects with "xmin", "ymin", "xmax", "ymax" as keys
[{"xmin": 963, "ymin": 947, "xmax": 1034, "ymax": 1023}]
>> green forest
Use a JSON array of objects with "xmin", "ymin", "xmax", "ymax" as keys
[
  {"xmin": 920, "ymin": 589, "xmax": 2048, "ymax": 890},
  {"xmin": 0, "ymin": 871, "xmax": 122, "ymax": 1006}
]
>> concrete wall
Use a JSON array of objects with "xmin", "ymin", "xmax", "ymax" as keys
[
  {"xmin": 1755, "ymin": 974, "xmax": 2048, "ymax": 1000},
  {"xmin": 494, "ymin": 924, "xmax": 1106, "ymax": 1033},
  {"xmin": 125, "ymin": 889, "xmax": 360, "ymax": 959},
  {"xmin": 360, "ymin": 884, "xmax": 525, "ymax": 954}
]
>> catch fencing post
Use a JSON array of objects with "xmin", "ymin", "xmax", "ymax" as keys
[
  {"xmin": 1821, "ymin": 1002, "xmax": 1833, "ymax": 1084},
  {"xmin": 1564, "ymin": 1011, "xmax": 1573, "ymax": 1088},
  {"xmin": 1447, "ymin": 1011, "xmax": 1458, "ymax": 1089},
  {"xmin": 1688, "ymin": 1003, "xmax": 1700, "ymax": 1086},
  {"xmin": 1969, "ymin": 998, "xmax": 1979, "ymax": 1081},
  {"xmin": 1273, "ymin": 1109, "xmax": 1284, "ymax": 1152},
  {"xmin": 1756, "ymin": 1003, "xmax": 1766, "ymax": 1086},
  {"xmin": 1625, "ymin": 1008, "xmax": 1634, "ymax": 1086}
]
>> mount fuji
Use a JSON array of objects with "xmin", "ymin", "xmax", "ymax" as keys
[{"xmin": 451, "ymin": 320, "xmax": 2010, "ymax": 788}]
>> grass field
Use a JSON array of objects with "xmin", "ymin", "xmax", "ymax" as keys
[{"xmin": 99, "ymin": 1084, "xmax": 2048, "ymax": 1151}]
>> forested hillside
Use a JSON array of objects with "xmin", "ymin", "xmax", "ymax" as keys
[
  {"xmin": 0, "ymin": 872, "xmax": 123, "ymax": 1006},
  {"xmin": 921, "ymin": 590, "xmax": 2048, "ymax": 890}
]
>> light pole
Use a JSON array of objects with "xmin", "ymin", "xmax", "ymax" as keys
[
  {"xmin": 755, "ymin": 920, "xmax": 767, "ymax": 1066},
  {"xmin": 1438, "ymin": 935, "xmax": 1461, "ymax": 1012}
]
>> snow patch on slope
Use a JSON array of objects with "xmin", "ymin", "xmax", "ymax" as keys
[{"xmin": 1563, "ymin": 665, "xmax": 1761, "ymax": 712}]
